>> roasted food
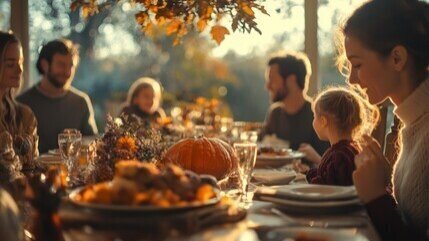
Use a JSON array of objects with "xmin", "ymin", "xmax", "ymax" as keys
[
  {"xmin": 258, "ymin": 146, "xmax": 290, "ymax": 156},
  {"xmin": 115, "ymin": 160, "xmax": 162, "ymax": 188},
  {"xmin": 73, "ymin": 162, "xmax": 218, "ymax": 207}
]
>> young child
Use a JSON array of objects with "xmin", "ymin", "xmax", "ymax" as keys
[
  {"xmin": 306, "ymin": 87, "xmax": 379, "ymax": 186},
  {"xmin": 121, "ymin": 77, "xmax": 166, "ymax": 125}
]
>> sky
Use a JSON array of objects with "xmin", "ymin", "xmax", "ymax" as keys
[
  {"xmin": 211, "ymin": 0, "xmax": 365, "ymax": 57},
  {"xmin": 211, "ymin": 0, "xmax": 304, "ymax": 57}
]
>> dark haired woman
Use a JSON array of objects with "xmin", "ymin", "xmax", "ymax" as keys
[{"xmin": 338, "ymin": 0, "xmax": 429, "ymax": 240}]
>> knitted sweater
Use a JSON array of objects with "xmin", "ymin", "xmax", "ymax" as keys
[
  {"xmin": 306, "ymin": 140, "xmax": 358, "ymax": 186},
  {"xmin": 393, "ymin": 78, "xmax": 429, "ymax": 233},
  {"xmin": 365, "ymin": 78, "xmax": 429, "ymax": 241}
]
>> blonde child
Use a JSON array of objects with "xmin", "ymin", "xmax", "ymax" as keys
[
  {"xmin": 305, "ymin": 87, "xmax": 379, "ymax": 186},
  {"xmin": 121, "ymin": 77, "xmax": 166, "ymax": 125}
]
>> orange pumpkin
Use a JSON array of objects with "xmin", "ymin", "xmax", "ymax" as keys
[{"xmin": 161, "ymin": 137, "xmax": 236, "ymax": 179}]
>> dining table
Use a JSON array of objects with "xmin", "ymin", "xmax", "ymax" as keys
[{"xmin": 57, "ymin": 171, "xmax": 382, "ymax": 241}]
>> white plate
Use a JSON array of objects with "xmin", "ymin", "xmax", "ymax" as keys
[
  {"xmin": 256, "ymin": 195, "xmax": 362, "ymax": 215},
  {"xmin": 257, "ymin": 184, "xmax": 357, "ymax": 201},
  {"xmin": 48, "ymin": 149, "xmax": 61, "ymax": 156},
  {"xmin": 69, "ymin": 187, "xmax": 221, "ymax": 213},
  {"xmin": 252, "ymin": 169, "xmax": 296, "ymax": 185},
  {"xmin": 257, "ymin": 151, "xmax": 305, "ymax": 160},
  {"xmin": 36, "ymin": 154, "xmax": 62, "ymax": 165},
  {"xmin": 265, "ymin": 227, "xmax": 368, "ymax": 241},
  {"xmin": 256, "ymin": 151, "xmax": 305, "ymax": 168}
]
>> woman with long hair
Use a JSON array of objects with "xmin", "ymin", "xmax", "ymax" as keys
[
  {"xmin": 0, "ymin": 31, "xmax": 38, "ymax": 183},
  {"xmin": 338, "ymin": 0, "xmax": 429, "ymax": 240}
]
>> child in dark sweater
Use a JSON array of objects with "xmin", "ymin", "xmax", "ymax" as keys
[{"xmin": 306, "ymin": 87, "xmax": 379, "ymax": 186}]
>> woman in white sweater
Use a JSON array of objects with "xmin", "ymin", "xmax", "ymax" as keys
[{"xmin": 338, "ymin": 0, "xmax": 429, "ymax": 240}]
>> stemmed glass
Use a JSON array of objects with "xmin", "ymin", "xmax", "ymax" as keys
[
  {"xmin": 58, "ymin": 129, "xmax": 82, "ymax": 186},
  {"xmin": 233, "ymin": 142, "xmax": 257, "ymax": 203},
  {"xmin": 240, "ymin": 131, "xmax": 258, "ymax": 143}
]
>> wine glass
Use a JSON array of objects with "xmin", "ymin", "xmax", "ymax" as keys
[
  {"xmin": 240, "ymin": 131, "xmax": 258, "ymax": 143},
  {"xmin": 233, "ymin": 142, "xmax": 257, "ymax": 203},
  {"xmin": 58, "ymin": 131, "xmax": 82, "ymax": 186}
]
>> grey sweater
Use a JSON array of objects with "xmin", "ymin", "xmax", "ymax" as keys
[
  {"xmin": 17, "ymin": 85, "xmax": 98, "ymax": 153},
  {"xmin": 259, "ymin": 101, "xmax": 329, "ymax": 156}
]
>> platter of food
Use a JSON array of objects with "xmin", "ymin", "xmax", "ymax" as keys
[{"xmin": 69, "ymin": 161, "xmax": 220, "ymax": 213}]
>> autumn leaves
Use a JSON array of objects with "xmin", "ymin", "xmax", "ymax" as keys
[{"xmin": 71, "ymin": 0, "xmax": 269, "ymax": 45}]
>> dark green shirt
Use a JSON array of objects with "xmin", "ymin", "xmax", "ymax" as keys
[
  {"xmin": 17, "ymin": 85, "xmax": 98, "ymax": 153},
  {"xmin": 259, "ymin": 101, "xmax": 329, "ymax": 155}
]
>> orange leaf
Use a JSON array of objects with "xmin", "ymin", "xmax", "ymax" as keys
[
  {"xmin": 82, "ymin": 5, "xmax": 90, "ymax": 18},
  {"xmin": 197, "ymin": 18, "xmax": 207, "ymax": 32},
  {"xmin": 149, "ymin": 5, "xmax": 158, "ymax": 13},
  {"xmin": 205, "ymin": 6, "xmax": 213, "ymax": 18},
  {"xmin": 240, "ymin": 3, "xmax": 254, "ymax": 17},
  {"xmin": 210, "ymin": 25, "xmax": 230, "ymax": 45},
  {"xmin": 143, "ymin": 22, "xmax": 154, "ymax": 37},
  {"xmin": 156, "ymin": 16, "xmax": 167, "ymax": 26},
  {"xmin": 135, "ymin": 12, "xmax": 148, "ymax": 25},
  {"xmin": 196, "ymin": 97, "xmax": 206, "ymax": 105},
  {"xmin": 166, "ymin": 19, "xmax": 181, "ymax": 35}
]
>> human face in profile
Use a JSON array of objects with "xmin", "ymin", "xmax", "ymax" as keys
[
  {"xmin": 0, "ymin": 42, "xmax": 23, "ymax": 89},
  {"xmin": 345, "ymin": 36, "xmax": 398, "ymax": 105},
  {"xmin": 265, "ymin": 64, "xmax": 288, "ymax": 102}
]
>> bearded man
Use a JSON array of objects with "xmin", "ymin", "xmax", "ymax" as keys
[
  {"xmin": 17, "ymin": 39, "xmax": 97, "ymax": 153},
  {"xmin": 259, "ymin": 51, "xmax": 328, "ymax": 161}
]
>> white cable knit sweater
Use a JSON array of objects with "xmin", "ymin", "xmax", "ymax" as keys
[{"xmin": 393, "ymin": 78, "xmax": 429, "ymax": 233}]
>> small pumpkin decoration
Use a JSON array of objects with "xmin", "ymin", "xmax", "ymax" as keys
[{"xmin": 161, "ymin": 137, "xmax": 237, "ymax": 179}]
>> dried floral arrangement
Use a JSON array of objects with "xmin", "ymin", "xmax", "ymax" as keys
[{"xmin": 88, "ymin": 114, "xmax": 169, "ymax": 183}]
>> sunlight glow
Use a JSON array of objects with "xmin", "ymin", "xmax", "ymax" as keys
[
  {"xmin": 212, "ymin": 0, "xmax": 366, "ymax": 58},
  {"xmin": 212, "ymin": 0, "xmax": 304, "ymax": 57},
  {"xmin": 95, "ymin": 24, "xmax": 141, "ymax": 59}
]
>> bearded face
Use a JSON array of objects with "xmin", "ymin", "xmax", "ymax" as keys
[
  {"xmin": 45, "ymin": 53, "xmax": 77, "ymax": 89},
  {"xmin": 271, "ymin": 84, "xmax": 289, "ymax": 102},
  {"xmin": 265, "ymin": 64, "xmax": 288, "ymax": 102}
]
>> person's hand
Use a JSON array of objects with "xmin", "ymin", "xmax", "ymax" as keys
[
  {"xmin": 353, "ymin": 135, "xmax": 391, "ymax": 203},
  {"xmin": 298, "ymin": 143, "xmax": 322, "ymax": 165}
]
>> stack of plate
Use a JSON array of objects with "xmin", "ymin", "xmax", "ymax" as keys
[
  {"xmin": 254, "ymin": 184, "xmax": 362, "ymax": 214},
  {"xmin": 259, "ymin": 227, "xmax": 369, "ymax": 241},
  {"xmin": 252, "ymin": 169, "xmax": 296, "ymax": 186},
  {"xmin": 36, "ymin": 150, "xmax": 62, "ymax": 166},
  {"xmin": 256, "ymin": 151, "xmax": 306, "ymax": 168}
]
